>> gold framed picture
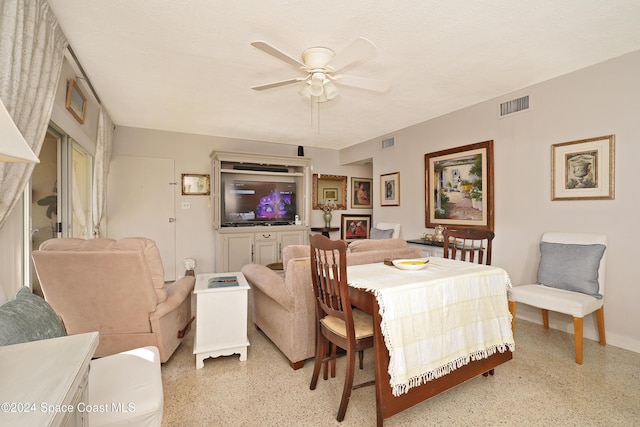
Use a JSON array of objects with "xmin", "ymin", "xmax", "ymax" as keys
[
  {"xmin": 65, "ymin": 78, "xmax": 87, "ymax": 124},
  {"xmin": 181, "ymin": 174, "xmax": 210, "ymax": 195}
]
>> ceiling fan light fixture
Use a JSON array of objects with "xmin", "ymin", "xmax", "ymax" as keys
[
  {"xmin": 309, "ymin": 72, "xmax": 325, "ymax": 97},
  {"xmin": 323, "ymin": 80, "xmax": 338, "ymax": 100},
  {"xmin": 299, "ymin": 83, "xmax": 311, "ymax": 98}
]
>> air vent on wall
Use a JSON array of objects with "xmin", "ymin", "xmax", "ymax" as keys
[
  {"xmin": 381, "ymin": 137, "xmax": 395, "ymax": 150},
  {"xmin": 499, "ymin": 95, "xmax": 530, "ymax": 118}
]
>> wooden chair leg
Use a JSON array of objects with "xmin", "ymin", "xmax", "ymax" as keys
[
  {"xmin": 337, "ymin": 348, "xmax": 356, "ymax": 422},
  {"xmin": 508, "ymin": 301, "xmax": 516, "ymax": 334},
  {"xmin": 330, "ymin": 344, "xmax": 337, "ymax": 378},
  {"xmin": 542, "ymin": 309, "xmax": 550, "ymax": 329},
  {"xmin": 358, "ymin": 350, "xmax": 364, "ymax": 369},
  {"xmin": 573, "ymin": 316, "xmax": 584, "ymax": 365},
  {"xmin": 482, "ymin": 369, "xmax": 495, "ymax": 377},
  {"xmin": 596, "ymin": 307, "xmax": 606, "ymax": 346},
  {"xmin": 310, "ymin": 333, "xmax": 326, "ymax": 390}
]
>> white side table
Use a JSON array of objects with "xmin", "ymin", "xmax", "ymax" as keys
[
  {"xmin": 0, "ymin": 332, "xmax": 99, "ymax": 427},
  {"xmin": 193, "ymin": 272, "xmax": 250, "ymax": 369}
]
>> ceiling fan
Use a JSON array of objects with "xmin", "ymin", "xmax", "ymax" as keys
[{"xmin": 250, "ymin": 37, "xmax": 390, "ymax": 102}]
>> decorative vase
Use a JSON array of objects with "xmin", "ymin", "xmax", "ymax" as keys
[{"xmin": 323, "ymin": 210, "xmax": 332, "ymax": 228}]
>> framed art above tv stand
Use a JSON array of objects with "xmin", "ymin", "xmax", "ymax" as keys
[{"xmin": 210, "ymin": 151, "xmax": 312, "ymax": 272}]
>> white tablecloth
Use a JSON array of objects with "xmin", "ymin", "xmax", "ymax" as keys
[{"xmin": 348, "ymin": 257, "xmax": 515, "ymax": 396}]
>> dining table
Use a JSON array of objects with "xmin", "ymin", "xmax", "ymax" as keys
[{"xmin": 347, "ymin": 257, "xmax": 515, "ymax": 426}]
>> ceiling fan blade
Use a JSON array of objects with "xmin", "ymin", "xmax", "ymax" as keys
[
  {"xmin": 328, "ymin": 37, "xmax": 378, "ymax": 72},
  {"xmin": 251, "ymin": 41, "xmax": 306, "ymax": 69},
  {"xmin": 333, "ymin": 74, "xmax": 391, "ymax": 92},
  {"xmin": 251, "ymin": 78, "xmax": 306, "ymax": 91}
]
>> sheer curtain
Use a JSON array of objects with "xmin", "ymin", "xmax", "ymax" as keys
[
  {"xmin": 92, "ymin": 106, "xmax": 114, "ymax": 237},
  {"xmin": 0, "ymin": 0, "xmax": 68, "ymax": 229}
]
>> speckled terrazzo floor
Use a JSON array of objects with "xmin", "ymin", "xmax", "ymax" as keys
[{"xmin": 160, "ymin": 319, "xmax": 640, "ymax": 427}]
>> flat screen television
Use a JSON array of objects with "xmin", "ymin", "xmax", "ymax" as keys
[{"xmin": 223, "ymin": 180, "xmax": 297, "ymax": 225}]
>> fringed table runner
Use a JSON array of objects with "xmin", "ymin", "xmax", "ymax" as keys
[{"xmin": 348, "ymin": 257, "xmax": 515, "ymax": 397}]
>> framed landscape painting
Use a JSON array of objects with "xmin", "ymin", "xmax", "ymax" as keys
[
  {"xmin": 424, "ymin": 140, "xmax": 494, "ymax": 231},
  {"xmin": 551, "ymin": 135, "xmax": 615, "ymax": 200}
]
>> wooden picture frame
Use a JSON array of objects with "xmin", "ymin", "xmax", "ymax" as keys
[
  {"xmin": 424, "ymin": 140, "xmax": 494, "ymax": 231},
  {"xmin": 65, "ymin": 78, "xmax": 87, "ymax": 124},
  {"xmin": 551, "ymin": 135, "xmax": 615, "ymax": 200},
  {"xmin": 312, "ymin": 174, "xmax": 347, "ymax": 210},
  {"xmin": 351, "ymin": 177, "xmax": 373, "ymax": 208},
  {"xmin": 341, "ymin": 214, "xmax": 371, "ymax": 242},
  {"xmin": 380, "ymin": 172, "xmax": 400, "ymax": 206},
  {"xmin": 181, "ymin": 174, "xmax": 210, "ymax": 195}
]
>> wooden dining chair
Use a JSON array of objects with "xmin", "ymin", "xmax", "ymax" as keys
[
  {"xmin": 308, "ymin": 234, "xmax": 375, "ymax": 422},
  {"xmin": 443, "ymin": 228, "xmax": 495, "ymax": 265}
]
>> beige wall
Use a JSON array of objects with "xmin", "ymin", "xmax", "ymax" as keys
[
  {"xmin": 356, "ymin": 50, "xmax": 639, "ymax": 352},
  {"xmin": 110, "ymin": 128, "xmax": 372, "ymax": 276}
]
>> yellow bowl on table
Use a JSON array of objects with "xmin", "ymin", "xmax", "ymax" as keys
[{"xmin": 392, "ymin": 258, "xmax": 430, "ymax": 271}]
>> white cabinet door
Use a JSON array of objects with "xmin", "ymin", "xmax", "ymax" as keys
[
  {"xmin": 254, "ymin": 232, "xmax": 278, "ymax": 265},
  {"xmin": 278, "ymin": 231, "xmax": 306, "ymax": 259},
  {"xmin": 223, "ymin": 233, "xmax": 254, "ymax": 272}
]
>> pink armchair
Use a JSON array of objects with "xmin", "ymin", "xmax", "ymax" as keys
[{"xmin": 32, "ymin": 237, "xmax": 195, "ymax": 363}]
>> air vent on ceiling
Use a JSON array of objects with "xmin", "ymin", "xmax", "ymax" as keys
[
  {"xmin": 381, "ymin": 137, "xmax": 395, "ymax": 150},
  {"xmin": 499, "ymin": 95, "xmax": 530, "ymax": 118}
]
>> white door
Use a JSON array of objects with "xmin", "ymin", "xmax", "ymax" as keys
[{"xmin": 107, "ymin": 155, "xmax": 176, "ymax": 280}]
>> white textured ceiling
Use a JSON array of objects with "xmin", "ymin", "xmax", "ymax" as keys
[{"xmin": 48, "ymin": 0, "xmax": 640, "ymax": 150}]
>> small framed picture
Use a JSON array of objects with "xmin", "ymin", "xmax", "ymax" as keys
[
  {"xmin": 380, "ymin": 172, "xmax": 400, "ymax": 206},
  {"xmin": 322, "ymin": 188, "xmax": 338, "ymax": 201},
  {"xmin": 65, "ymin": 78, "xmax": 87, "ymax": 124},
  {"xmin": 341, "ymin": 214, "xmax": 371, "ymax": 242},
  {"xmin": 351, "ymin": 177, "xmax": 372, "ymax": 208},
  {"xmin": 552, "ymin": 135, "xmax": 615, "ymax": 200},
  {"xmin": 181, "ymin": 174, "xmax": 210, "ymax": 195}
]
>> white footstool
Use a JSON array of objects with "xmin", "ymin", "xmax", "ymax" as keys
[{"xmin": 88, "ymin": 346, "xmax": 163, "ymax": 426}]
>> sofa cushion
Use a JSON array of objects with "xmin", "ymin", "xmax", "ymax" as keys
[
  {"xmin": 0, "ymin": 287, "xmax": 66, "ymax": 346},
  {"xmin": 370, "ymin": 227, "xmax": 394, "ymax": 239},
  {"xmin": 537, "ymin": 242, "xmax": 606, "ymax": 299},
  {"xmin": 348, "ymin": 238, "xmax": 407, "ymax": 253}
]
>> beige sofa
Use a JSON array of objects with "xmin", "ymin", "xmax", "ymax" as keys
[
  {"xmin": 32, "ymin": 237, "xmax": 195, "ymax": 363},
  {"xmin": 241, "ymin": 238, "xmax": 422, "ymax": 369}
]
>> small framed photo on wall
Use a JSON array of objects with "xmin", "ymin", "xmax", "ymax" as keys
[
  {"xmin": 380, "ymin": 172, "xmax": 400, "ymax": 206},
  {"xmin": 181, "ymin": 174, "xmax": 210, "ymax": 195},
  {"xmin": 341, "ymin": 214, "xmax": 371, "ymax": 242},
  {"xmin": 351, "ymin": 177, "xmax": 372, "ymax": 208},
  {"xmin": 65, "ymin": 78, "xmax": 87, "ymax": 124},
  {"xmin": 551, "ymin": 135, "xmax": 615, "ymax": 200}
]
